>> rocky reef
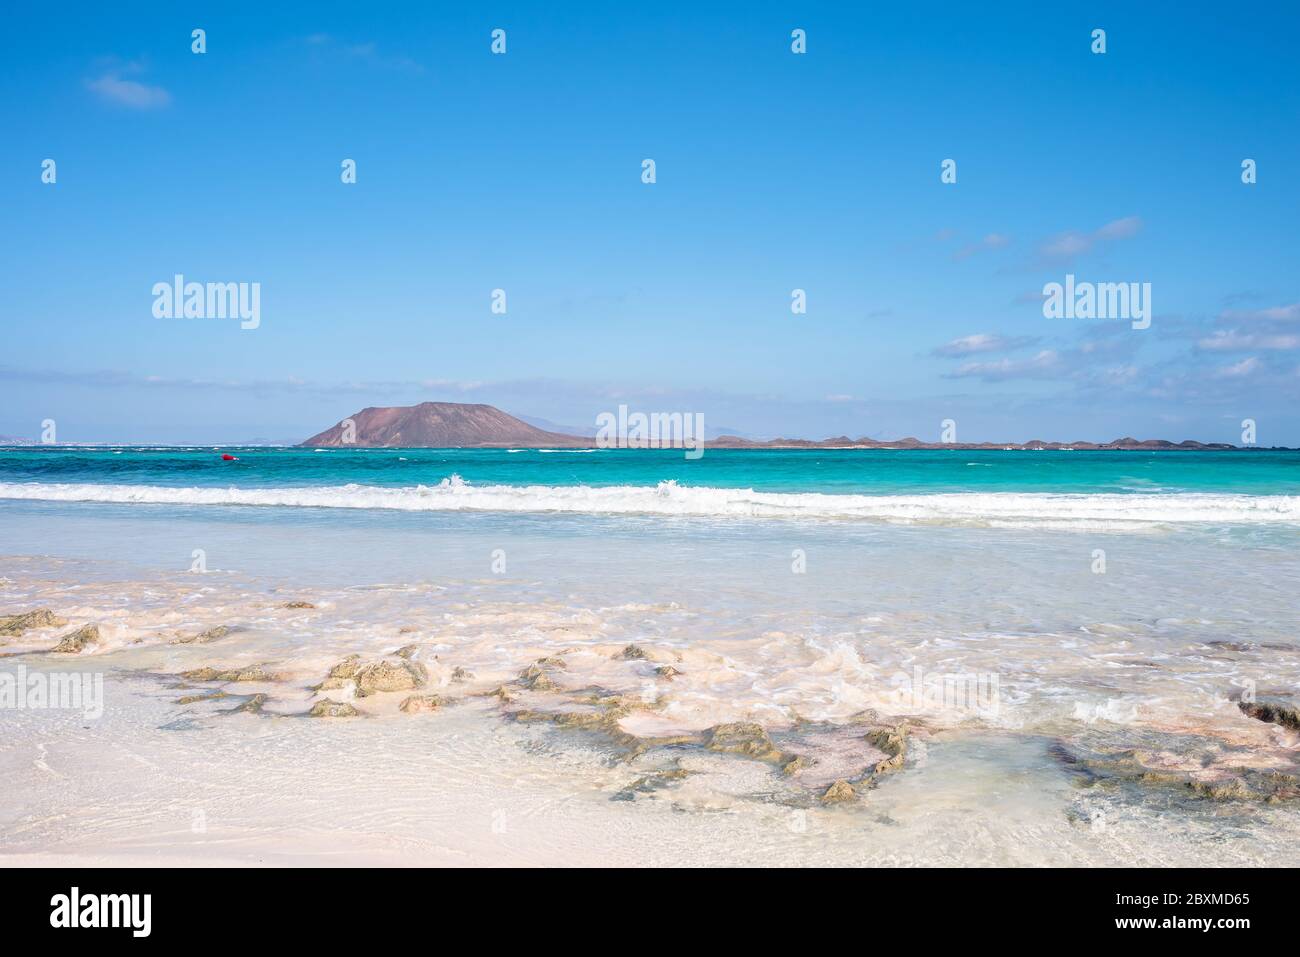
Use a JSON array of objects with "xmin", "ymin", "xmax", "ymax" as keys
[{"xmin": 0, "ymin": 608, "xmax": 66, "ymax": 637}]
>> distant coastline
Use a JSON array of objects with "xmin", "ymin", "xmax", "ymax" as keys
[
  {"xmin": 292, "ymin": 401, "xmax": 1273, "ymax": 452},
  {"xmin": 3, "ymin": 399, "xmax": 1293, "ymax": 451}
]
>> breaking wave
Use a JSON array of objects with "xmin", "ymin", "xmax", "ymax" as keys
[{"xmin": 2, "ymin": 479, "xmax": 1299, "ymax": 529}]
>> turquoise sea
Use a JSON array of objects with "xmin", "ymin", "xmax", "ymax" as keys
[{"xmin": 2, "ymin": 446, "xmax": 1299, "ymax": 495}]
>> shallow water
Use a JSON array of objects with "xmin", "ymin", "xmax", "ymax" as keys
[
  {"xmin": 2, "ymin": 450, "xmax": 1299, "ymax": 865},
  {"xmin": 2, "ymin": 494, "xmax": 1300, "ymax": 868}
]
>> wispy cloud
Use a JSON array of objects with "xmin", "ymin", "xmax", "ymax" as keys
[
  {"xmin": 1212, "ymin": 356, "xmax": 1261, "ymax": 379},
  {"xmin": 947, "ymin": 349, "xmax": 1063, "ymax": 382},
  {"xmin": 86, "ymin": 61, "xmax": 171, "ymax": 109},
  {"xmin": 931, "ymin": 333, "xmax": 1039, "ymax": 358},
  {"xmin": 1219, "ymin": 302, "xmax": 1300, "ymax": 323},
  {"xmin": 953, "ymin": 233, "xmax": 1011, "ymax": 261},
  {"xmin": 302, "ymin": 34, "xmax": 424, "ymax": 74},
  {"xmin": 1197, "ymin": 330, "xmax": 1300, "ymax": 352},
  {"xmin": 1037, "ymin": 216, "xmax": 1142, "ymax": 264}
]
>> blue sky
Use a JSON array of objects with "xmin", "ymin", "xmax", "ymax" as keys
[{"xmin": 2, "ymin": 1, "xmax": 1298, "ymax": 444}]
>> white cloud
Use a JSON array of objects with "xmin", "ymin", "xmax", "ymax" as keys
[
  {"xmin": 87, "ymin": 71, "xmax": 171, "ymax": 109},
  {"xmin": 1219, "ymin": 302, "xmax": 1300, "ymax": 323},
  {"xmin": 931, "ymin": 333, "xmax": 1039, "ymax": 357},
  {"xmin": 1212, "ymin": 357, "xmax": 1261, "ymax": 379},
  {"xmin": 1038, "ymin": 216, "xmax": 1142, "ymax": 263},
  {"xmin": 953, "ymin": 233, "xmax": 1011, "ymax": 261},
  {"xmin": 948, "ymin": 349, "xmax": 1062, "ymax": 381},
  {"xmin": 1198, "ymin": 330, "xmax": 1300, "ymax": 352}
]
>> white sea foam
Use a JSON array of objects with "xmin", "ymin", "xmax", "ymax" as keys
[{"xmin": 2, "ymin": 479, "xmax": 1299, "ymax": 528}]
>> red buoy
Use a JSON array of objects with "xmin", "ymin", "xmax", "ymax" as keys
[{"xmin": 221, "ymin": 454, "xmax": 237, "ymax": 461}]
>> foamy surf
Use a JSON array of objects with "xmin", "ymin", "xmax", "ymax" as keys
[{"xmin": 2, "ymin": 479, "xmax": 1298, "ymax": 528}]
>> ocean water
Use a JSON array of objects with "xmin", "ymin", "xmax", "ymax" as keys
[
  {"xmin": 2, "ymin": 447, "xmax": 1300, "ymax": 529},
  {"xmin": 2, "ymin": 447, "xmax": 1299, "ymax": 865}
]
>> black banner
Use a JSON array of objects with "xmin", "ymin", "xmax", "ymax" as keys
[{"xmin": 0, "ymin": 867, "xmax": 1274, "ymax": 942}]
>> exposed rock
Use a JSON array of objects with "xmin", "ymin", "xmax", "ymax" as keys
[
  {"xmin": 399, "ymin": 694, "xmax": 443, "ymax": 714},
  {"xmin": 0, "ymin": 608, "xmax": 67, "ymax": 637},
  {"xmin": 703, "ymin": 722, "xmax": 794, "ymax": 765},
  {"xmin": 354, "ymin": 659, "xmax": 427, "ymax": 697},
  {"xmin": 398, "ymin": 626, "xmax": 418, "ymax": 634},
  {"xmin": 1239, "ymin": 696, "xmax": 1300, "ymax": 732},
  {"xmin": 866, "ymin": 724, "xmax": 908, "ymax": 773},
  {"xmin": 307, "ymin": 698, "xmax": 359, "ymax": 718},
  {"xmin": 313, "ymin": 654, "xmax": 361, "ymax": 691},
  {"xmin": 781, "ymin": 754, "xmax": 812, "ymax": 776},
  {"xmin": 224, "ymin": 693, "xmax": 268, "ymax": 716},
  {"xmin": 1052, "ymin": 736, "xmax": 1300, "ymax": 804},
  {"xmin": 169, "ymin": 625, "xmax": 231, "ymax": 645},
  {"xmin": 52, "ymin": 624, "xmax": 100, "ymax": 654},
  {"xmin": 655, "ymin": 665, "xmax": 682, "ymax": 679},
  {"xmin": 617, "ymin": 644, "xmax": 648, "ymax": 660},
  {"xmin": 510, "ymin": 701, "xmax": 694, "ymax": 760},
  {"xmin": 519, "ymin": 661, "xmax": 562, "ymax": 691},
  {"xmin": 180, "ymin": 664, "xmax": 280, "ymax": 682},
  {"xmin": 527, "ymin": 673, "xmax": 559, "ymax": 691},
  {"xmin": 282, "ymin": 601, "xmax": 316, "ymax": 610},
  {"xmin": 613, "ymin": 767, "xmax": 691, "ymax": 801},
  {"xmin": 451, "ymin": 666, "xmax": 474, "ymax": 682},
  {"xmin": 177, "ymin": 690, "xmax": 228, "ymax": 705},
  {"xmin": 393, "ymin": 643, "xmax": 420, "ymax": 660},
  {"xmin": 821, "ymin": 780, "xmax": 856, "ymax": 804}
]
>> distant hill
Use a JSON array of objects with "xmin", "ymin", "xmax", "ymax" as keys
[
  {"xmin": 301, "ymin": 403, "xmax": 589, "ymax": 447},
  {"xmin": 301, "ymin": 402, "xmax": 1250, "ymax": 450}
]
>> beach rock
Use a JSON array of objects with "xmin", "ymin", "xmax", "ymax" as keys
[
  {"xmin": 399, "ymin": 694, "xmax": 443, "ymax": 714},
  {"xmin": 704, "ymin": 722, "xmax": 791, "ymax": 764},
  {"xmin": 282, "ymin": 601, "xmax": 316, "ymax": 610},
  {"xmin": 617, "ymin": 644, "xmax": 648, "ymax": 660},
  {"xmin": 398, "ymin": 626, "xmax": 418, "ymax": 634},
  {"xmin": 525, "ymin": 672, "xmax": 560, "ymax": 692},
  {"xmin": 169, "ymin": 625, "xmax": 231, "ymax": 645},
  {"xmin": 451, "ymin": 666, "xmax": 474, "ymax": 682},
  {"xmin": 393, "ymin": 643, "xmax": 420, "ymax": 660},
  {"xmin": 866, "ymin": 724, "xmax": 908, "ymax": 773},
  {"xmin": 177, "ymin": 690, "xmax": 228, "ymax": 705},
  {"xmin": 821, "ymin": 780, "xmax": 856, "ymax": 804},
  {"xmin": 519, "ymin": 661, "xmax": 562, "ymax": 691},
  {"xmin": 354, "ymin": 659, "xmax": 427, "ymax": 697},
  {"xmin": 52, "ymin": 624, "xmax": 100, "ymax": 654},
  {"xmin": 655, "ymin": 665, "xmax": 682, "ymax": 679},
  {"xmin": 614, "ymin": 767, "xmax": 691, "ymax": 801},
  {"xmin": 0, "ymin": 608, "xmax": 66, "ymax": 637},
  {"xmin": 1239, "ymin": 696, "xmax": 1300, "ymax": 732},
  {"xmin": 781, "ymin": 754, "xmax": 812, "ymax": 776},
  {"xmin": 180, "ymin": 664, "xmax": 279, "ymax": 682},
  {"xmin": 224, "ymin": 693, "xmax": 268, "ymax": 716},
  {"xmin": 1052, "ymin": 736, "xmax": 1300, "ymax": 804},
  {"xmin": 308, "ymin": 698, "xmax": 359, "ymax": 718},
  {"xmin": 313, "ymin": 654, "xmax": 361, "ymax": 690}
]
